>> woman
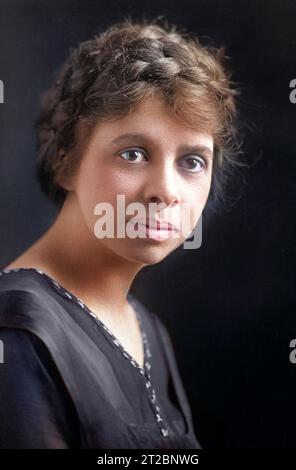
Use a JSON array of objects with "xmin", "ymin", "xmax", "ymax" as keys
[{"xmin": 0, "ymin": 17, "xmax": 241, "ymax": 448}]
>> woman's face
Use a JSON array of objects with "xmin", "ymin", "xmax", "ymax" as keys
[{"xmin": 66, "ymin": 94, "xmax": 214, "ymax": 266}]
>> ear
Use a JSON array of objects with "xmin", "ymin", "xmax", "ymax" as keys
[
  {"xmin": 57, "ymin": 175, "xmax": 74, "ymax": 192},
  {"xmin": 55, "ymin": 150, "xmax": 76, "ymax": 191}
]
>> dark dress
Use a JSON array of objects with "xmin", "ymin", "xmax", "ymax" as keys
[{"xmin": 0, "ymin": 268, "xmax": 201, "ymax": 449}]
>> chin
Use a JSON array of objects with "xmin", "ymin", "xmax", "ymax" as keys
[
  {"xmin": 122, "ymin": 241, "xmax": 182, "ymax": 266},
  {"xmin": 96, "ymin": 235, "xmax": 183, "ymax": 266},
  {"xmin": 126, "ymin": 251, "xmax": 168, "ymax": 266}
]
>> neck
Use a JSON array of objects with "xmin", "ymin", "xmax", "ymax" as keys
[{"xmin": 25, "ymin": 192, "xmax": 145, "ymax": 316}]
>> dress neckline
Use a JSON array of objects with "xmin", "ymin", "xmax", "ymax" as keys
[{"xmin": 0, "ymin": 267, "xmax": 149, "ymax": 376}]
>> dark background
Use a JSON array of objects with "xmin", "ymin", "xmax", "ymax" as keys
[{"xmin": 0, "ymin": 0, "xmax": 295, "ymax": 448}]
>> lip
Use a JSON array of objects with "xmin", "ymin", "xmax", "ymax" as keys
[
  {"xmin": 132, "ymin": 219, "xmax": 179, "ymax": 232},
  {"xmin": 136, "ymin": 223, "xmax": 178, "ymax": 241}
]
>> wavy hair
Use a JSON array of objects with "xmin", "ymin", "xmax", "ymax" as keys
[{"xmin": 34, "ymin": 15, "xmax": 246, "ymax": 212}]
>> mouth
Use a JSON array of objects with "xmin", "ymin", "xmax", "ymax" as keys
[
  {"xmin": 134, "ymin": 220, "xmax": 178, "ymax": 232},
  {"xmin": 130, "ymin": 220, "xmax": 180, "ymax": 241}
]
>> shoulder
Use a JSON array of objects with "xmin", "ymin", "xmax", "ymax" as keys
[
  {"xmin": 0, "ymin": 267, "xmax": 53, "ymax": 300},
  {"xmin": 0, "ymin": 270, "xmax": 56, "ymax": 331},
  {"xmin": 0, "ymin": 270, "xmax": 80, "ymax": 414},
  {"xmin": 0, "ymin": 269, "xmax": 76, "ymax": 359},
  {"xmin": 0, "ymin": 268, "xmax": 70, "ymax": 328},
  {"xmin": 0, "ymin": 326, "xmax": 60, "ymax": 375}
]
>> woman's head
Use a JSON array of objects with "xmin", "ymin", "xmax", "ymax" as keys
[
  {"xmin": 34, "ymin": 16, "xmax": 241, "ymax": 214},
  {"xmin": 33, "ymin": 16, "xmax": 242, "ymax": 265}
]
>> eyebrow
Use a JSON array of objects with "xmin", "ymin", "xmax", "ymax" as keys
[{"xmin": 111, "ymin": 132, "xmax": 213, "ymax": 160}]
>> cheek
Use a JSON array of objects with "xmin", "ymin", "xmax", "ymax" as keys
[
  {"xmin": 184, "ymin": 177, "xmax": 212, "ymax": 225},
  {"xmin": 77, "ymin": 159, "xmax": 130, "ymax": 204},
  {"xmin": 197, "ymin": 171, "xmax": 213, "ymax": 204},
  {"xmin": 202, "ymin": 178, "xmax": 212, "ymax": 205},
  {"xmin": 104, "ymin": 171, "xmax": 136, "ymax": 196},
  {"xmin": 76, "ymin": 164, "xmax": 141, "ymax": 232}
]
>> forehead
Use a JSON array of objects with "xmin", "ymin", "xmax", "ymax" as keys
[{"xmin": 89, "ymin": 94, "xmax": 214, "ymax": 152}]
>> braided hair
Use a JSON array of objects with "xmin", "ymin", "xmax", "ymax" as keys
[{"xmin": 34, "ymin": 15, "xmax": 244, "ymax": 211}]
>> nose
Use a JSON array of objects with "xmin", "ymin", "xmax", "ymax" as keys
[{"xmin": 143, "ymin": 160, "xmax": 181, "ymax": 209}]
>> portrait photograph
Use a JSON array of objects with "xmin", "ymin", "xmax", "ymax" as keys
[{"xmin": 0, "ymin": 0, "xmax": 295, "ymax": 456}]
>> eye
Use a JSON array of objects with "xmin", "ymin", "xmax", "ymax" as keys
[
  {"xmin": 118, "ymin": 148, "xmax": 147, "ymax": 163},
  {"xmin": 180, "ymin": 155, "xmax": 206, "ymax": 173}
]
